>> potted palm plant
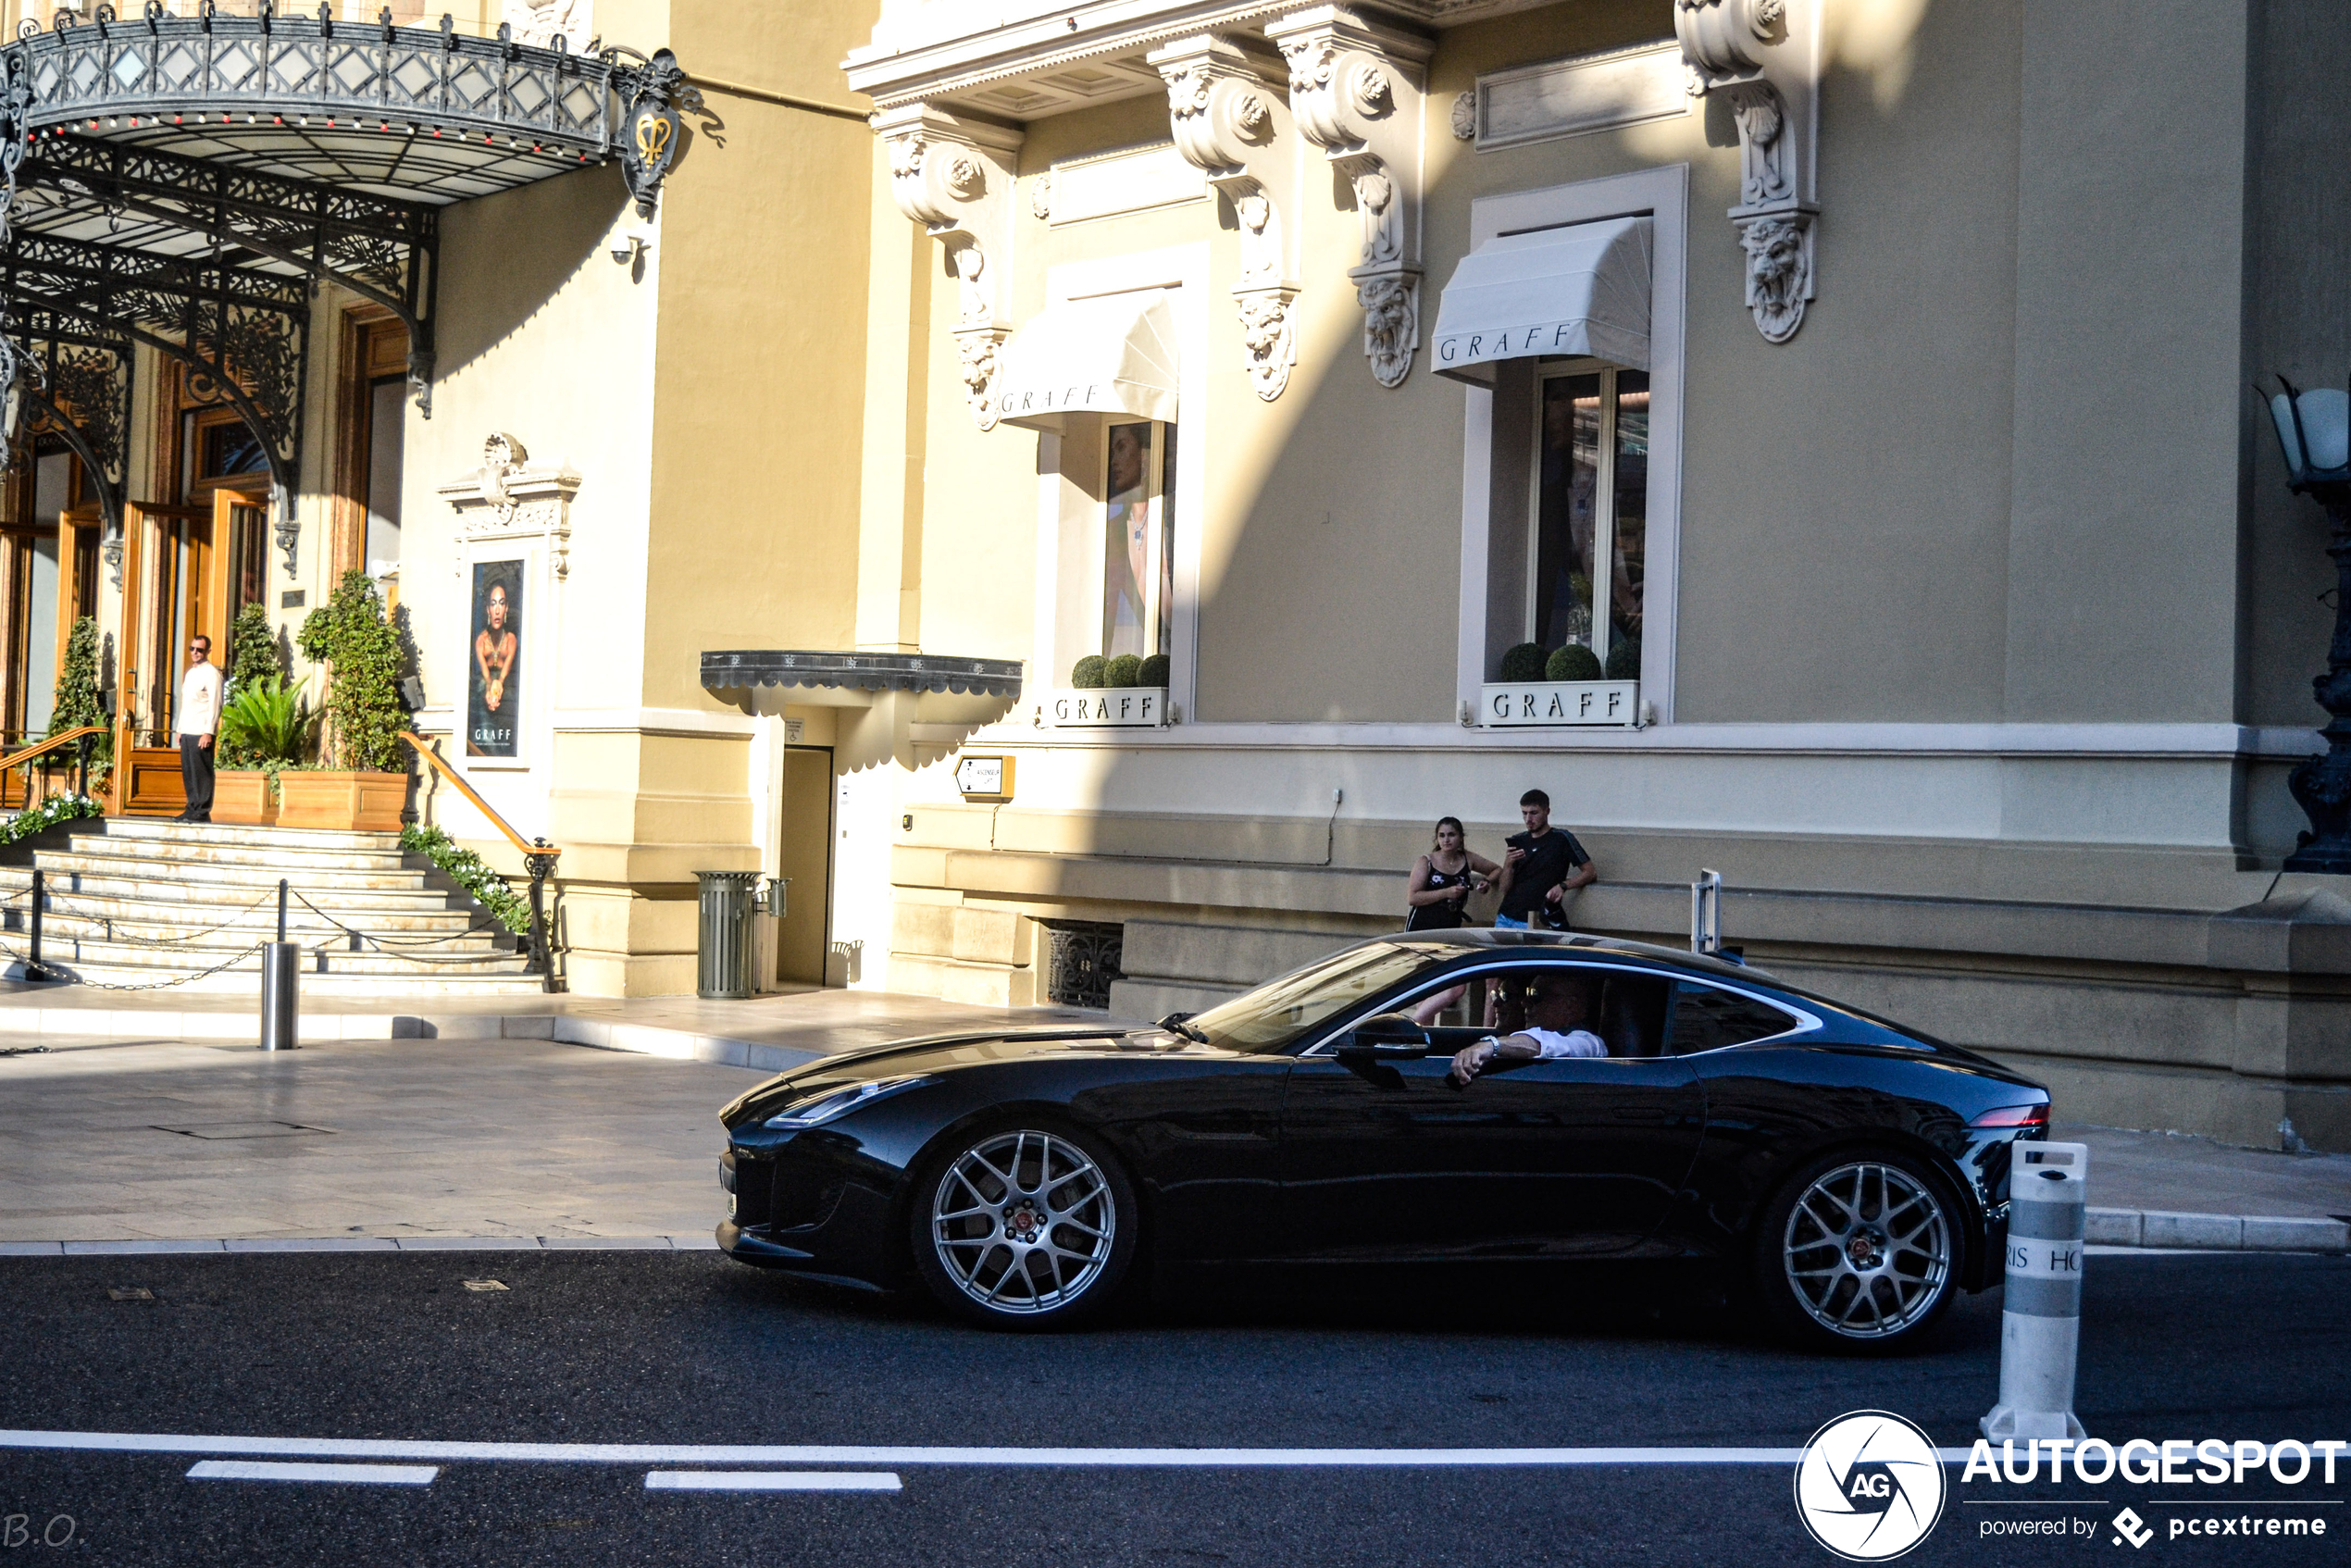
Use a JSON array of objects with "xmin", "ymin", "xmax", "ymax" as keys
[
  {"xmin": 283, "ymin": 570, "xmax": 410, "ymax": 833},
  {"xmin": 213, "ymin": 676, "xmax": 316, "ymax": 826}
]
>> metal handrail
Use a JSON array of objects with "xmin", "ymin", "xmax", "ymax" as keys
[
  {"xmin": 399, "ymin": 729, "xmax": 562, "ymax": 992},
  {"xmin": 399, "ymin": 729, "xmax": 558, "ymax": 863},
  {"xmin": 0, "ymin": 726, "xmax": 105, "ymax": 775}
]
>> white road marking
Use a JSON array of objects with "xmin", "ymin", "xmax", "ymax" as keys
[
  {"xmin": 0, "ymin": 1429, "xmax": 1977, "ymax": 1467},
  {"xmin": 646, "ymin": 1471, "xmax": 902, "ymax": 1491},
  {"xmin": 187, "ymin": 1461, "xmax": 438, "ymax": 1485}
]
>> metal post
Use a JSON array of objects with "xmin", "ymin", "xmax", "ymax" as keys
[
  {"xmin": 26, "ymin": 867, "xmax": 48, "ymax": 983},
  {"xmin": 1981, "ymin": 1141, "xmax": 2089, "ymax": 1441},
  {"xmin": 524, "ymin": 841, "xmax": 560, "ymax": 994},
  {"xmin": 1690, "ymin": 868, "xmax": 1723, "ymax": 955},
  {"xmin": 260, "ymin": 877, "xmax": 296, "ymax": 1051}
]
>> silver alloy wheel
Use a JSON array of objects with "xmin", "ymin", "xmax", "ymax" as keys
[
  {"xmin": 930, "ymin": 1130, "xmax": 1116, "ymax": 1315},
  {"xmin": 1781, "ymin": 1161, "xmax": 1952, "ymax": 1339}
]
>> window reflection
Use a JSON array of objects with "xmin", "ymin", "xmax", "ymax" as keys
[{"xmin": 1532, "ymin": 366, "xmax": 1645, "ymax": 673}]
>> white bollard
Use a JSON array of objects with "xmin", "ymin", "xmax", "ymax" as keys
[{"xmin": 1981, "ymin": 1140, "xmax": 2088, "ymax": 1440}]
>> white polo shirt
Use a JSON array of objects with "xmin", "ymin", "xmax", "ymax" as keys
[{"xmin": 1523, "ymin": 1027, "xmax": 1607, "ymax": 1060}]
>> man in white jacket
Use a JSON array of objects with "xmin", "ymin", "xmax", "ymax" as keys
[{"xmin": 175, "ymin": 633, "xmax": 223, "ymax": 823}]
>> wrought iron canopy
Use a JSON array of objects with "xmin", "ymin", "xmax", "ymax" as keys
[{"xmin": 0, "ymin": 6, "xmax": 689, "ymax": 543}]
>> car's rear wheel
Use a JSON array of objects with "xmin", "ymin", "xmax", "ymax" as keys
[
  {"xmin": 911, "ymin": 1124, "xmax": 1137, "ymax": 1330},
  {"xmin": 1754, "ymin": 1150, "xmax": 1960, "ymax": 1352}
]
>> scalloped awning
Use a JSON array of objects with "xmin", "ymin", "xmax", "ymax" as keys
[
  {"xmin": 1431, "ymin": 216, "xmax": 1652, "ymax": 385},
  {"xmin": 700, "ymin": 651, "xmax": 1023, "ymax": 700}
]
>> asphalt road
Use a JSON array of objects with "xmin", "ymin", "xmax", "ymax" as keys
[{"xmin": 0, "ymin": 1251, "xmax": 2344, "ymax": 1567}]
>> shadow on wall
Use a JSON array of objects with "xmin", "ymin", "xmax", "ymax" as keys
[{"xmin": 432, "ymin": 164, "xmax": 632, "ymax": 380}]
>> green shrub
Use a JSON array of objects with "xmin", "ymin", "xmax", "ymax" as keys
[
  {"xmin": 401, "ymin": 824, "xmax": 533, "ymax": 936},
  {"xmin": 1546, "ymin": 643, "xmax": 1603, "ymax": 682},
  {"xmin": 218, "ymin": 676, "xmax": 316, "ymax": 768},
  {"xmin": 1138, "ymin": 652, "xmax": 1171, "ymax": 688},
  {"xmin": 1499, "ymin": 642, "xmax": 1547, "ymax": 682},
  {"xmin": 1605, "ymin": 637, "xmax": 1641, "ymax": 680},
  {"xmin": 1070, "ymin": 654, "xmax": 1108, "ymax": 689},
  {"xmin": 0, "ymin": 791, "xmax": 101, "ymax": 847},
  {"xmin": 45, "ymin": 616, "xmax": 108, "ymax": 773},
  {"xmin": 297, "ymin": 570, "xmax": 409, "ymax": 773},
  {"xmin": 227, "ymin": 603, "xmax": 282, "ymax": 695},
  {"xmin": 1104, "ymin": 653, "xmax": 1144, "ymax": 688}
]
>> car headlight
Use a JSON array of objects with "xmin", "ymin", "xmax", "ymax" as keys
[{"xmin": 763, "ymin": 1076, "xmax": 934, "ymax": 1129}]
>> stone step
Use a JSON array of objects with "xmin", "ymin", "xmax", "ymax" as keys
[
  {"xmin": 19, "ymin": 853, "xmax": 439, "ymax": 896},
  {"xmin": 31, "ymin": 934, "xmax": 534, "ymax": 977},
  {"xmin": 0, "ymin": 883, "xmax": 484, "ymax": 932},
  {"xmin": 22, "ymin": 912, "xmax": 513, "ymax": 955},
  {"xmin": 93, "ymin": 819, "xmax": 404, "ymax": 854},
  {"xmin": 1, "ymin": 871, "xmax": 459, "ymax": 914},
  {"xmin": 6, "ymin": 957, "xmax": 548, "ymax": 996},
  {"xmin": 37, "ymin": 835, "xmax": 417, "ymax": 873}
]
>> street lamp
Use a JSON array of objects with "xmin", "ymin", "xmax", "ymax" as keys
[{"xmin": 2265, "ymin": 376, "xmax": 2351, "ymax": 873}]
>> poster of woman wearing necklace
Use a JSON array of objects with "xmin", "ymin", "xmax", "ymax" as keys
[{"xmin": 466, "ymin": 559, "xmax": 524, "ymax": 759}]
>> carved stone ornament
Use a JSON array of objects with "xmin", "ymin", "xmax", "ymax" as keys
[
  {"xmin": 1150, "ymin": 34, "xmax": 1302, "ymax": 401},
  {"xmin": 1676, "ymin": 0, "xmax": 1819, "ymax": 342},
  {"xmin": 1266, "ymin": 8, "xmax": 1432, "ymax": 390},
  {"xmin": 1450, "ymin": 90, "xmax": 1476, "ymax": 141},
  {"xmin": 1029, "ymin": 171, "xmax": 1053, "ymax": 221},
  {"xmin": 874, "ymin": 103, "xmax": 1026, "ymax": 429},
  {"xmin": 437, "ymin": 431, "xmax": 585, "ymax": 580}
]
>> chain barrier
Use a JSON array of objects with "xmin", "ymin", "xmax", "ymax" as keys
[
  {"xmin": 290, "ymin": 891, "xmax": 517, "ymax": 966},
  {"xmin": 40, "ymin": 885, "xmax": 281, "ymax": 949},
  {"xmin": 0, "ymin": 933, "xmax": 269, "ymax": 991}
]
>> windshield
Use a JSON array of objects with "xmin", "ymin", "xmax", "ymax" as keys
[{"xmin": 1184, "ymin": 942, "xmax": 1456, "ymax": 1053}]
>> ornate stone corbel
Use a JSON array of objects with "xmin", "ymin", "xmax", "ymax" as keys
[
  {"xmin": 1676, "ymin": 0, "xmax": 1819, "ymax": 342},
  {"xmin": 874, "ymin": 104, "xmax": 1025, "ymax": 429},
  {"xmin": 1151, "ymin": 35, "xmax": 1302, "ymax": 402},
  {"xmin": 1266, "ymin": 6, "xmax": 1430, "ymax": 390},
  {"xmin": 438, "ymin": 431, "xmax": 584, "ymax": 579}
]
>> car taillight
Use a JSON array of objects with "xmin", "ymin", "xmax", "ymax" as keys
[{"xmin": 1970, "ymin": 1102, "xmax": 2050, "ymax": 1130}]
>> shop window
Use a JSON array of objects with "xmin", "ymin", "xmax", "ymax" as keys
[
  {"xmin": 1101, "ymin": 420, "xmax": 1176, "ymax": 662},
  {"xmin": 335, "ymin": 313, "xmax": 410, "ymax": 588},
  {"xmin": 1531, "ymin": 365, "xmax": 1648, "ymax": 671}
]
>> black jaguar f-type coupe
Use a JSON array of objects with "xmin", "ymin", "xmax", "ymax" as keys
[{"xmin": 717, "ymin": 929, "xmax": 2050, "ymax": 1350}]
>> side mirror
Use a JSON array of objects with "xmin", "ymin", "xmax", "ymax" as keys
[{"xmin": 1337, "ymin": 1012, "xmax": 1431, "ymax": 1061}]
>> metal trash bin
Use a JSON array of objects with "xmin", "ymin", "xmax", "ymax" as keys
[{"xmin": 695, "ymin": 871, "xmax": 764, "ymax": 999}]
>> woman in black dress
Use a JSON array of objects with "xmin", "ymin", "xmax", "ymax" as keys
[{"xmin": 1405, "ymin": 817, "xmax": 1499, "ymax": 1024}]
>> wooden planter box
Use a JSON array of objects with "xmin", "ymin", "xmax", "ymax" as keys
[
  {"xmin": 277, "ymin": 770, "xmax": 406, "ymax": 833},
  {"xmin": 212, "ymin": 770, "xmax": 277, "ymax": 827}
]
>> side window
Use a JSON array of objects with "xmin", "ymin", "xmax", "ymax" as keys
[{"xmin": 1669, "ymin": 982, "xmax": 1797, "ymax": 1053}]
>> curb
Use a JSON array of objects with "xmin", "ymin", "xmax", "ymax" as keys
[
  {"xmin": 2085, "ymin": 1207, "xmax": 2348, "ymax": 1254},
  {"xmin": 0, "ymin": 1004, "xmax": 824, "ymax": 1076},
  {"xmin": 0, "ymin": 1235, "xmax": 723, "ymax": 1257}
]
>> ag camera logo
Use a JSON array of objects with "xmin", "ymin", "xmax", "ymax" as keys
[{"xmin": 1795, "ymin": 1411, "xmax": 1947, "ymax": 1562}]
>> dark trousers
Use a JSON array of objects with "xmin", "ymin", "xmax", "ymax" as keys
[{"xmin": 178, "ymin": 734, "xmax": 214, "ymax": 822}]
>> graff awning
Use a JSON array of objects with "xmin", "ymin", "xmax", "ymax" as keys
[
  {"xmin": 988, "ymin": 290, "xmax": 1179, "ymax": 432},
  {"xmin": 1430, "ymin": 215, "xmax": 1652, "ymax": 384}
]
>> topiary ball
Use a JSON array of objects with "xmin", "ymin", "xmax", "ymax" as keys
[
  {"xmin": 1104, "ymin": 653, "xmax": 1145, "ymax": 689},
  {"xmin": 1071, "ymin": 654, "xmax": 1108, "ymax": 689},
  {"xmin": 1546, "ymin": 643, "xmax": 1603, "ymax": 682},
  {"xmin": 1605, "ymin": 637, "xmax": 1641, "ymax": 680},
  {"xmin": 1138, "ymin": 653, "xmax": 1171, "ymax": 688},
  {"xmin": 1499, "ymin": 641, "xmax": 1548, "ymax": 682}
]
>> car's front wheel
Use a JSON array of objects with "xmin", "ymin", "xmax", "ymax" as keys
[
  {"xmin": 1754, "ymin": 1150, "xmax": 1961, "ymax": 1352},
  {"xmin": 911, "ymin": 1124, "xmax": 1137, "ymax": 1330}
]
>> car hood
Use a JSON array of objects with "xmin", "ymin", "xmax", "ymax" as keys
[{"xmin": 718, "ymin": 1023, "xmax": 1200, "ymax": 1125}]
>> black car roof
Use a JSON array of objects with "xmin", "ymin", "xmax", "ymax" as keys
[{"xmin": 1380, "ymin": 928, "xmax": 1784, "ymax": 987}]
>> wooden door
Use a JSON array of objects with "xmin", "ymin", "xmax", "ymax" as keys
[
  {"xmin": 776, "ymin": 747, "xmax": 836, "ymax": 985},
  {"xmin": 209, "ymin": 488, "xmax": 268, "ymax": 660}
]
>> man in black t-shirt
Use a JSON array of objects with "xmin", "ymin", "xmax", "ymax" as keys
[{"xmin": 1493, "ymin": 789, "xmax": 1596, "ymax": 930}]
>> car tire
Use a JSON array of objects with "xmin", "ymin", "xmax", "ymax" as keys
[
  {"xmin": 1751, "ymin": 1147, "xmax": 1963, "ymax": 1354},
  {"xmin": 909, "ymin": 1121, "xmax": 1138, "ymax": 1331}
]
